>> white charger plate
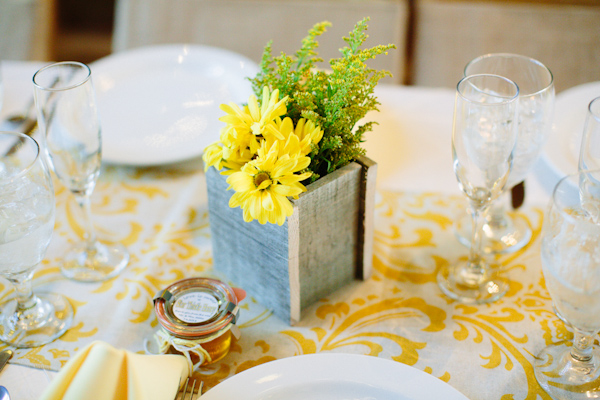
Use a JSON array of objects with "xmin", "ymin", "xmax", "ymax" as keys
[
  {"xmin": 541, "ymin": 81, "xmax": 600, "ymax": 179},
  {"xmin": 201, "ymin": 354, "xmax": 469, "ymax": 400},
  {"xmin": 91, "ymin": 44, "xmax": 259, "ymax": 166}
]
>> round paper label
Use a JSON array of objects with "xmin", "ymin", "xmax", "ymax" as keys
[{"xmin": 173, "ymin": 292, "xmax": 219, "ymax": 323}]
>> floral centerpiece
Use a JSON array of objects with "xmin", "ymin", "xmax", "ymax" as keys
[
  {"xmin": 203, "ymin": 18, "xmax": 395, "ymax": 225},
  {"xmin": 204, "ymin": 18, "xmax": 394, "ymax": 324}
]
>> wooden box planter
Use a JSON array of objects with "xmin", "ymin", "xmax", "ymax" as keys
[{"xmin": 206, "ymin": 156, "xmax": 377, "ymax": 325}]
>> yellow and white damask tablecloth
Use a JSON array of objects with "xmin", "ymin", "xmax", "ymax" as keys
[{"xmin": 1, "ymin": 62, "xmax": 567, "ymax": 400}]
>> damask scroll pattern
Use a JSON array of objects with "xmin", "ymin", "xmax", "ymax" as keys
[
  {"xmin": 371, "ymin": 190, "xmax": 566, "ymax": 400},
  {"xmin": 1, "ymin": 166, "xmax": 213, "ymax": 370},
  {"xmin": 0, "ymin": 165, "xmax": 571, "ymax": 400}
]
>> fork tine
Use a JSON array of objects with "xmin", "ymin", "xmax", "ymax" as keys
[
  {"xmin": 188, "ymin": 379, "xmax": 196, "ymax": 400},
  {"xmin": 178, "ymin": 377, "xmax": 203, "ymax": 399},
  {"xmin": 181, "ymin": 377, "xmax": 190, "ymax": 400}
]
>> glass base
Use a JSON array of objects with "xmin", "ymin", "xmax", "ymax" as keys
[
  {"xmin": 0, "ymin": 292, "xmax": 73, "ymax": 348},
  {"xmin": 61, "ymin": 241, "xmax": 129, "ymax": 282},
  {"xmin": 455, "ymin": 211, "xmax": 532, "ymax": 254},
  {"xmin": 437, "ymin": 261, "xmax": 508, "ymax": 304},
  {"xmin": 535, "ymin": 343, "xmax": 600, "ymax": 399}
]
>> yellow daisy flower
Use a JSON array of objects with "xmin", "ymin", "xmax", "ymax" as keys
[
  {"xmin": 203, "ymin": 126, "xmax": 258, "ymax": 173},
  {"xmin": 220, "ymin": 126, "xmax": 260, "ymax": 173},
  {"xmin": 227, "ymin": 141, "xmax": 312, "ymax": 225},
  {"xmin": 219, "ymin": 87, "xmax": 288, "ymax": 140},
  {"xmin": 202, "ymin": 141, "xmax": 224, "ymax": 171},
  {"xmin": 272, "ymin": 117, "xmax": 324, "ymax": 156}
]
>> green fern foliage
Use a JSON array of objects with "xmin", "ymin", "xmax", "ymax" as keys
[{"xmin": 249, "ymin": 18, "xmax": 395, "ymax": 182}]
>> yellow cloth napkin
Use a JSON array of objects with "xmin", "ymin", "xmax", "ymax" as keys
[{"xmin": 40, "ymin": 341, "xmax": 189, "ymax": 400}]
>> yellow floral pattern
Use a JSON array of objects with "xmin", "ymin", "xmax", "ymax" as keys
[{"xmin": 0, "ymin": 163, "xmax": 573, "ymax": 400}]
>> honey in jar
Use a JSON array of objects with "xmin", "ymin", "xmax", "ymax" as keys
[{"xmin": 152, "ymin": 277, "xmax": 241, "ymax": 369}]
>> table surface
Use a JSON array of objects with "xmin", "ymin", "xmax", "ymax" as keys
[{"xmin": 0, "ymin": 60, "xmax": 568, "ymax": 400}]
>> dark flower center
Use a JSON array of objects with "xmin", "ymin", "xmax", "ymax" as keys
[{"xmin": 254, "ymin": 171, "xmax": 270, "ymax": 187}]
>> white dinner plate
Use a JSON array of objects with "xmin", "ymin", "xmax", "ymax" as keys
[
  {"xmin": 541, "ymin": 81, "xmax": 600, "ymax": 179},
  {"xmin": 201, "ymin": 354, "xmax": 469, "ymax": 400},
  {"xmin": 90, "ymin": 44, "xmax": 259, "ymax": 166}
]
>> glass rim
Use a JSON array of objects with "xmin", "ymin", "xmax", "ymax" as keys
[
  {"xmin": 464, "ymin": 53, "xmax": 554, "ymax": 97},
  {"xmin": 0, "ymin": 131, "xmax": 41, "ymax": 182},
  {"xmin": 456, "ymin": 73, "xmax": 520, "ymax": 106},
  {"xmin": 551, "ymin": 168, "xmax": 600, "ymax": 222},
  {"xmin": 588, "ymin": 96, "xmax": 600, "ymax": 123},
  {"xmin": 33, "ymin": 61, "xmax": 92, "ymax": 92}
]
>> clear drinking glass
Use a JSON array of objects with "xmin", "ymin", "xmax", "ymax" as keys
[
  {"xmin": 578, "ymin": 98, "xmax": 600, "ymax": 224},
  {"xmin": 579, "ymin": 97, "xmax": 600, "ymax": 172},
  {"xmin": 0, "ymin": 62, "xmax": 4, "ymax": 112},
  {"xmin": 534, "ymin": 170, "xmax": 600, "ymax": 400},
  {"xmin": 455, "ymin": 54, "xmax": 554, "ymax": 254},
  {"xmin": 437, "ymin": 74, "xmax": 519, "ymax": 304},
  {"xmin": 0, "ymin": 131, "xmax": 73, "ymax": 347},
  {"xmin": 33, "ymin": 62, "xmax": 129, "ymax": 282}
]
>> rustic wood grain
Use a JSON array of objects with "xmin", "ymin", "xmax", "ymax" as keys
[
  {"xmin": 291, "ymin": 162, "xmax": 362, "ymax": 324},
  {"xmin": 357, "ymin": 156, "xmax": 378, "ymax": 280},
  {"xmin": 206, "ymin": 157, "xmax": 377, "ymax": 325},
  {"xmin": 206, "ymin": 167, "xmax": 293, "ymax": 323}
]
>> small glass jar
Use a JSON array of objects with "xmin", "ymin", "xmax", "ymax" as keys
[{"xmin": 153, "ymin": 277, "xmax": 240, "ymax": 366}]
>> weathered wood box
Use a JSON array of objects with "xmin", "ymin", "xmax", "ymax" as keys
[{"xmin": 206, "ymin": 156, "xmax": 376, "ymax": 325}]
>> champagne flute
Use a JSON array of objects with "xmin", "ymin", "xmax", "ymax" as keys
[
  {"xmin": 534, "ymin": 169, "xmax": 600, "ymax": 400},
  {"xmin": 579, "ymin": 97, "xmax": 600, "ymax": 172},
  {"xmin": 33, "ymin": 62, "xmax": 129, "ymax": 282},
  {"xmin": 455, "ymin": 54, "xmax": 554, "ymax": 254},
  {"xmin": 578, "ymin": 97, "xmax": 600, "ymax": 223},
  {"xmin": 0, "ymin": 131, "xmax": 73, "ymax": 347},
  {"xmin": 437, "ymin": 74, "xmax": 519, "ymax": 304},
  {"xmin": 0, "ymin": 62, "xmax": 3, "ymax": 112}
]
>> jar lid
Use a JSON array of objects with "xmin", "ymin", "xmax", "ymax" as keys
[{"xmin": 153, "ymin": 277, "xmax": 239, "ymax": 339}]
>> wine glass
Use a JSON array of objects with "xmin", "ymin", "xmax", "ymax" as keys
[
  {"xmin": 455, "ymin": 54, "xmax": 554, "ymax": 254},
  {"xmin": 437, "ymin": 74, "xmax": 519, "ymax": 304},
  {"xmin": 534, "ymin": 169, "xmax": 600, "ymax": 400},
  {"xmin": 0, "ymin": 131, "xmax": 73, "ymax": 347},
  {"xmin": 33, "ymin": 61, "xmax": 129, "ymax": 282}
]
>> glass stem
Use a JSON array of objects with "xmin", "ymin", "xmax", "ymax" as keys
[
  {"xmin": 8, "ymin": 270, "xmax": 37, "ymax": 311},
  {"xmin": 487, "ymin": 199, "xmax": 508, "ymax": 230},
  {"xmin": 75, "ymin": 194, "xmax": 97, "ymax": 251},
  {"xmin": 571, "ymin": 329, "xmax": 594, "ymax": 363},
  {"xmin": 467, "ymin": 205, "xmax": 488, "ymax": 282}
]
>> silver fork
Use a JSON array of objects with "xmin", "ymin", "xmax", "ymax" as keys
[{"xmin": 177, "ymin": 377, "xmax": 203, "ymax": 400}]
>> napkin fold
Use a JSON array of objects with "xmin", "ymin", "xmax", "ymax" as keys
[{"xmin": 40, "ymin": 341, "xmax": 189, "ymax": 400}]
